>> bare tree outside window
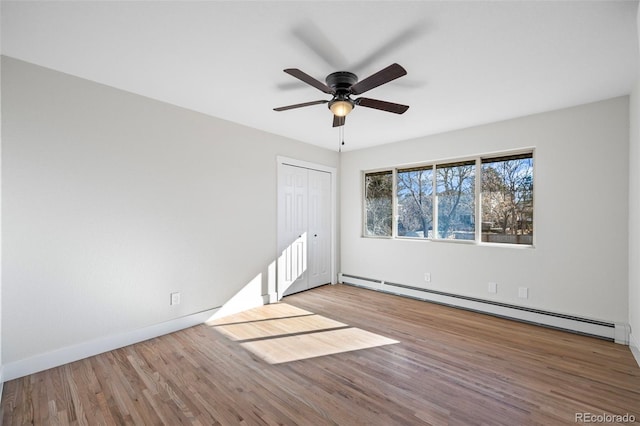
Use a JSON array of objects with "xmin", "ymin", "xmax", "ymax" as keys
[
  {"xmin": 363, "ymin": 151, "xmax": 533, "ymax": 245},
  {"xmin": 397, "ymin": 167, "xmax": 433, "ymax": 238},
  {"xmin": 436, "ymin": 162, "xmax": 475, "ymax": 240},
  {"xmin": 364, "ymin": 171, "xmax": 393, "ymax": 236},
  {"xmin": 481, "ymin": 154, "xmax": 533, "ymax": 244}
]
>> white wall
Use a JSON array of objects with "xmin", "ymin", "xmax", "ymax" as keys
[
  {"xmin": 341, "ymin": 97, "xmax": 629, "ymax": 323},
  {"xmin": 628, "ymin": 4, "xmax": 640, "ymax": 363},
  {"xmin": 0, "ymin": 1, "xmax": 4, "ymax": 387},
  {"xmin": 1, "ymin": 57, "xmax": 339, "ymax": 366}
]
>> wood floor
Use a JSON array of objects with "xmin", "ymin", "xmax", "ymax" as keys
[{"xmin": 2, "ymin": 284, "xmax": 640, "ymax": 425}]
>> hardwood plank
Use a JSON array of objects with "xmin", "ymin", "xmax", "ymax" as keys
[{"xmin": 2, "ymin": 284, "xmax": 639, "ymax": 425}]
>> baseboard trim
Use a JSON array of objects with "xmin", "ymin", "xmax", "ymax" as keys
[
  {"xmin": 2, "ymin": 308, "xmax": 219, "ymax": 382},
  {"xmin": 630, "ymin": 333, "xmax": 640, "ymax": 368},
  {"xmin": 265, "ymin": 292, "xmax": 278, "ymax": 304},
  {"xmin": 205, "ymin": 294, "xmax": 270, "ymax": 323},
  {"xmin": 340, "ymin": 273, "xmax": 625, "ymax": 343},
  {"xmin": 0, "ymin": 366, "xmax": 4, "ymax": 403}
]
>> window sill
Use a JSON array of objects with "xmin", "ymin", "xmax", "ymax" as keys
[{"xmin": 363, "ymin": 235, "xmax": 535, "ymax": 249}]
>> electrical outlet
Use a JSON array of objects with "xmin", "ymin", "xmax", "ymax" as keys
[
  {"xmin": 488, "ymin": 282, "xmax": 497, "ymax": 294},
  {"xmin": 518, "ymin": 287, "xmax": 528, "ymax": 299},
  {"xmin": 424, "ymin": 273, "xmax": 431, "ymax": 283},
  {"xmin": 170, "ymin": 292, "xmax": 181, "ymax": 305}
]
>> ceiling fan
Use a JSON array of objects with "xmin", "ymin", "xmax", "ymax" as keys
[{"xmin": 274, "ymin": 63, "xmax": 410, "ymax": 127}]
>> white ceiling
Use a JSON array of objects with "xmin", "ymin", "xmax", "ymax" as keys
[{"xmin": 2, "ymin": 1, "xmax": 638, "ymax": 152}]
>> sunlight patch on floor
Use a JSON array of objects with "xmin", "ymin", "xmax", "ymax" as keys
[{"xmin": 208, "ymin": 303, "xmax": 399, "ymax": 364}]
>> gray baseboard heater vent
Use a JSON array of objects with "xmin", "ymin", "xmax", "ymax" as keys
[{"xmin": 339, "ymin": 273, "xmax": 629, "ymax": 344}]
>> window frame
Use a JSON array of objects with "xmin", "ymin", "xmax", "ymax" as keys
[
  {"xmin": 479, "ymin": 152, "xmax": 534, "ymax": 246},
  {"xmin": 362, "ymin": 149, "xmax": 535, "ymax": 248}
]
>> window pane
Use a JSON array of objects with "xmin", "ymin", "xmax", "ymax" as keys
[
  {"xmin": 436, "ymin": 163, "xmax": 475, "ymax": 240},
  {"xmin": 365, "ymin": 171, "xmax": 393, "ymax": 236},
  {"xmin": 397, "ymin": 167, "xmax": 433, "ymax": 238},
  {"xmin": 481, "ymin": 155, "xmax": 533, "ymax": 245}
]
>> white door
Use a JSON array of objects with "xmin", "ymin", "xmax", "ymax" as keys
[
  {"xmin": 278, "ymin": 165, "xmax": 308, "ymax": 296},
  {"xmin": 307, "ymin": 169, "xmax": 332, "ymax": 288},
  {"xmin": 278, "ymin": 164, "xmax": 332, "ymax": 297}
]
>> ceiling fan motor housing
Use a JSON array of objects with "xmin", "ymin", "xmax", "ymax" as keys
[
  {"xmin": 326, "ymin": 71, "xmax": 358, "ymax": 93},
  {"xmin": 326, "ymin": 71, "xmax": 357, "ymax": 112}
]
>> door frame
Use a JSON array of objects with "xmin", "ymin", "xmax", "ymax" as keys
[{"xmin": 276, "ymin": 156, "xmax": 337, "ymax": 300}]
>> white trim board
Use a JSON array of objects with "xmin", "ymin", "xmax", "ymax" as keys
[
  {"xmin": 339, "ymin": 273, "xmax": 629, "ymax": 344},
  {"xmin": 630, "ymin": 333, "xmax": 640, "ymax": 368},
  {"xmin": 3, "ymin": 308, "xmax": 217, "ymax": 382}
]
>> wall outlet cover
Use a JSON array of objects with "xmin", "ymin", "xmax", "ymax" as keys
[{"xmin": 518, "ymin": 287, "xmax": 529, "ymax": 299}]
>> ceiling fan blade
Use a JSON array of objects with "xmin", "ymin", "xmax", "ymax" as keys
[
  {"xmin": 356, "ymin": 97, "xmax": 409, "ymax": 114},
  {"xmin": 350, "ymin": 23, "xmax": 425, "ymax": 73},
  {"xmin": 333, "ymin": 115, "xmax": 345, "ymax": 127},
  {"xmin": 283, "ymin": 69, "xmax": 335, "ymax": 94},
  {"xmin": 292, "ymin": 22, "xmax": 348, "ymax": 70},
  {"xmin": 274, "ymin": 100, "xmax": 329, "ymax": 111},
  {"xmin": 349, "ymin": 63, "xmax": 407, "ymax": 95}
]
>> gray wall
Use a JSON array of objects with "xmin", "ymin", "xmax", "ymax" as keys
[
  {"xmin": 629, "ymin": 4, "xmax": 640, "ymax": 359},
  {"xmin": 1, "ymin": 57, "xmax": 339, "ymax": 364},
  {"xmin": 341, "ymin": 97, "xmax": 629, "ymax": 323}
]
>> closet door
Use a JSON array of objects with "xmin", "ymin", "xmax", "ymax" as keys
[
  {"xmin": 307, "ymin": 169, "xmax": 332, "ymax": 289},
  {"xmin": 279, "ymin": 165, "xmax": 309, "ymax": 296},
  {"xmin": 278, "ymin": 164, "xmax": 332, "ymax": 297}
]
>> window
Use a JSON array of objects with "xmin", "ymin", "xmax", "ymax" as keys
[
  {"xmin": 363, "ymin": 151, "xmax": 534, "ymax": 245},
  {"xmin": 481, "ymin": 153, "xmax": 533, "ymax": 245},
  {"xmin": 397, "ymin": 166, "xmax": 433, "ymax": 238},
  {"xmin": 364, "ymin": 171, "xmax": 393, "ymax": 237},
  {"xmin": 435, "ymin": 161, "xmax": 475, "ymax": 240}
]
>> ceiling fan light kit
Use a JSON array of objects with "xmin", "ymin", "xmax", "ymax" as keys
[
  {"xmin": 329, "ymin": 99, "xmax": 353, "ymax": 117},
  {"xmin": 274, "ymin": 63, "xmax": 410, "ymax": 128}
]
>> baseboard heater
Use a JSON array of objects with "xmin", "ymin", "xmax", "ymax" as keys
[{"xmin": 339, "ymin": 273, "xmax": 629, "ymax": 344}]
